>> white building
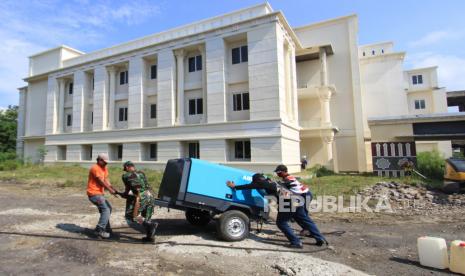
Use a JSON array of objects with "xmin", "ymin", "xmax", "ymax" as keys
[{"xmin": 17, "ymin": 3, "xmax": 454, "ymax": 173}]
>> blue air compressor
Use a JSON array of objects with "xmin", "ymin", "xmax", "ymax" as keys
[{"xmin": 154, "ymin": 158, "xmax": 269, "ymax": 241}]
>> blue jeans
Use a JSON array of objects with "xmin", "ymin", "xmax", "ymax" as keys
[
  {"xmin": 276, "ymin": 193, "xmax": 325, "ymax": 245},
  {"xmin": 89, "ymin": 195, "xmax": 112, "ymax": 231}
]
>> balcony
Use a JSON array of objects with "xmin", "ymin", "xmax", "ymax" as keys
[
  {"xmin": 297, "ymin": 84, "xmax": 336, "ymax": 100},
  {"xmin": 299, "ymin": 119, "xmax": 339, "ymax": 138}
]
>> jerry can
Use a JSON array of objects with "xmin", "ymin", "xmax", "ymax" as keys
[
  {"xmin": 417, "ymin": 236, "xmax": 449, "ymax": 269},
  {"xmin": 450, "ymin": 240, "xmax": 465, "ymax": 275}
]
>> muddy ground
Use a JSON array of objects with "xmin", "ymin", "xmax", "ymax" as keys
[{"xmin": 0, "ymin": 181, "xmax": 464, "ymax": 276}]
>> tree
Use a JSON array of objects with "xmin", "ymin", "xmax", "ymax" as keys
[{"xmin": 0, "ymin": 105, "xmax": 18, "ymax": 153}]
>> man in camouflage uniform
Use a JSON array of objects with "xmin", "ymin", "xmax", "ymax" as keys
[{"xmin": 119, "ymin": 161, "xmax": 158, "ymax": 242}]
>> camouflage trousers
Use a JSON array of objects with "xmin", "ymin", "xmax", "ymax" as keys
[{"xmin": 124, "ymin": 193, "xmax": 155, "ymax": 225}]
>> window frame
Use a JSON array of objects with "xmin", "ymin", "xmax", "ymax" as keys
[
  {"xmin": 149, "ymin": 143, "xmax": 157, "ymax": 160},
  {"xmin": 117, "ymin": 145, "xmax": 123, "ymax": 160},
  {"xmin": 412, "ymin": 74, "xmax": 423, "ymax": 85},
  {"xmin": 68, "ymin": 82, "xmax": 73, "ymax": 95},
  {"xmin": 188, "ymin": 98, "xmax": 203, "ymax": 115},
  {"xmin": 188, "ymin": 142, "xmax": 200, "ymax": 159},
  {"xmin": 414, "ymin": 99, "xmax": 426, "ymax": 110},
  {"xmin": 150, "ymin": 104, "xmax": 157, "ymax": 119},
  {"xmin": 150, "ymin": 65, "xmax": 157, "ymax": 79},
  {"xmin": 119, "ymin": 71, "xmax": 128, "ymax": 85},
  {"xmin": 232, "ymin": 45, "xmax": 248, "ymax": 64},
  {"xmin": 232, "ymin": 92, "xmax": 250, "ymax": 111},
  {"xmin": 118, "ymin": 107, "xmax": 128, "ymax": 121},
  {"xmin": 234, "ymin": 140, "xmax": 251, "ymax": 160},
  {"xmin": 66, "ymin": 114, "xmax": 72, "ymax": 126},
  {"xmin": 188, "ymin": 55, "xmax": 202, "ymax": 72}
]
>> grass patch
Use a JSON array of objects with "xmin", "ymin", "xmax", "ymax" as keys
[
  {"xmin": 0, "ymin": 164, "xmax": 164, "ymax": 192},
  {"xmin": 300, "ymin": 174, "xmax": 386, "ymax": 196}
]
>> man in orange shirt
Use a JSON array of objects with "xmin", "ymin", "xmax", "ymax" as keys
[{"xmin": 87, "ymin": 153, "xmax": 118, "ymax": 239}]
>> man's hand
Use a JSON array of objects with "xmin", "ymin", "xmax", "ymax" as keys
[{"xmin": 226, "ymin": 180, "xmax": 235, "ymax": 188}]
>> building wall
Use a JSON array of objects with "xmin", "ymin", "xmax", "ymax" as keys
[
  {"xmin": 416, "ymin": 140, "xmax": 452, "ymax": 158},
  {"xmin": 24, "ymin": 138, "xmax": 45, "ymax": 163},
  {"xmin": 25, "ymin": 79, "xmax": 48, "ymax": 136}
]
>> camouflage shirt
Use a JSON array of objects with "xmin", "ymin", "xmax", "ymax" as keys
[{"xmin": 122, "ymin": 170, "xmax": 155, "ymax": 221}]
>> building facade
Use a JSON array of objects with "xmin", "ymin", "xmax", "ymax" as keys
[{"xmin": 17, "ymin": 3, "xmax": 454, "ymax": 173}]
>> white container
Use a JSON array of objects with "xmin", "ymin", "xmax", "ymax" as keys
[
  {"xmin": 450, "ymin": 240, "xmax": 465, "ymax": 275},
  {"xmin": 417, "ymin": 236, "xmax": 449, "ymax": 269}
]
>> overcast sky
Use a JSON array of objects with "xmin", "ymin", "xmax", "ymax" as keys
[{"xmin": 1, "ymin": 0, "xmax": 464, "ymax": 108}]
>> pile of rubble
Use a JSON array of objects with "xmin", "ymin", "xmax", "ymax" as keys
[{"xmin": 357, "ymin": 181, "xmax": 465, "ymax": 214}]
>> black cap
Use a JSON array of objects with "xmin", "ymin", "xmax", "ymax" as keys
[
  {"xmin": 274, "ymin": 164, "xmax": 288, "ymax": 173},
  {"xmin": 252, "ymin": 173, "xmax": 267, "ymax": 184},
  {"xmin": 123, "ymin": 161, "xmax": 135, "ymax": 168}
]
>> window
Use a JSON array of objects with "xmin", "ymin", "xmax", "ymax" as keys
[
  {"xmin": 68, "ymin": 82, "xmax": 73, "ymax": 95},
  {"xmin": 233, "ymin": 92, "xmax": 249, "ymax": 111},
  {"xmin": 150, "ymin": 104, "xmax": 157, "ymax": 119},
  {"xmin": 91, "ymin": 111, "xmax": 93, "ymax": 125},
  {"xmin": 188, "ymin": 142, "xmax": 200, "ymax": 158},
  {"xmin": 117, "ymin": 145, "xmax": 123, "ymax": 160},
  {"xmin": 119, "ymin": 107, "xmax": 128, "ymax": 121},
  {"xmin": 232, "ymin": 45, "xmax": 248, "ymax": 64},
  {"xmin": 412, "ymin": 75, "xmax": 423, "ymax": 85},
  {"xmin": 150, "ymin": 65, "xmax": 157, "ymax": 79},
  {"xmin": 188, "ymin": 55, "xmax": 202, "ymax": 72},
  {"xmin": 92, "ymin": 77, "xmax": 95, "ymax": 90},
  {"xmin": 89, "ymin": 145, "xmax": 93, "ymax": 160},
  {"xmin": 188, "ymin": 98, "xmax": 203, "ymax": 115},
  {"xmin": 414, "ymin": 99, "xmax": 426, "ymax": 110},
  {"xmin": 362, "ymin": 52, "xmax": 365, "ymax": 57},
  {"xmin": 372, "ymin": 50, "xmax": 375, "ymax": 55},
  {"xmin": 234, "ymin": 140, "xmax": 251, "ymax": 160},
  {"xmin": 119, "ymin": 71, "xmax": 128, "ymax": 85},
  {"xmin": 66, "ymin": 114, "xmax": 72, "ymax": 126},
  {"xmin": 381, "ymin": 49, "xmax": 384, "ymax": 54},
  {"xmin": 149, "ymin": 144, "xmax": 157, "ymax": 159}
]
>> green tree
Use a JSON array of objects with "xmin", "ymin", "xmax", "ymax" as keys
[{"xmin": 0, "ymin": 105, "xmax": 18, "ymax": 153}]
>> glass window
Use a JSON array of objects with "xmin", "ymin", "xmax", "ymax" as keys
[
  {"xmin": 372, "ymin": 50, "xmax": 375, "ymax": 55},
  {"xmin": 188, "ymin": 142, "xmax": 200, "ymax": 158},
  {"xmin": 117, "ymin": 145, "xmax": 123, "ymax": 160},
  {"xmin": 150, "ymin": 104, "xmax": 157, "ymax": 119},
  {"xmin": 415, "ymin": 99, "xmax": 426, "ymax": 110},
  {"xmin": 149, "ymin": 144, "xmax": 157, "ymax": 159},
  {"xmin": 66, "ymin": 114, "xmax": 72, "ymax": 126},
  {"xmin": 68, "ymin": 82, "xmax": 73, "ymax": 94},
  {"xmin": 150, "ymin": 65, "xmax": 157, "ymax": 79},
  {"xmin": 188, "ymin": 57, "xmax": 196, "ymax": 72},
  {"xmin": 91, "ymin": 111, "xmax": 93, "ymax": 124},
  {"xmin": 412, "ymin": 75, "xmax": 423, "ymax": 85},
  {"xmin": 119, "ymin": 107, "xmax": 128, "ymax": 121},
  {"xmin": 196, "ymin": 55, "xmax": 202, "ymax": 71},
  {"xmin": 234, "ymin": 140, "xmax": 251, "ymax": 160},
  {"xmin": 188, "ymin": 98, "xmax": 203, "ymax": 115},
  {"xmin": 233, "ymin": 92, "xmax": 249, "ymax": 111},
  {"xmin": 240, "ymin": 45, "xmax": 248, "ymax": 62},
  {"xmin": 232, "ymin": 47, "xmax": 240, "ymax": 64},
  {"xmin": 418, "ymin": 75, "xmax": 423, "ymax": 84},
  {"xmin": 120, "ymin": 71, "xmax": 128, "ymax": 85}
]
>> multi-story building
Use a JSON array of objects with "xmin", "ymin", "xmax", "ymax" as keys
[{"xmin": 17, "ymin": 3, "xmax": 457, "ymax": 173}]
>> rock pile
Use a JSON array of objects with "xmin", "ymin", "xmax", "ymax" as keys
[{"xmin": 357, "ymin": 181, "xmax": 465, "ymax": 214}]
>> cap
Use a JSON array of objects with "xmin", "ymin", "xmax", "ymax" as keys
[
  {"xmin": 123, "ymin": 161, "xmax": 135, "ymax": 168},
  {"xmin": 274, "ymin": 164, "xmax": 288, "ymax": 173},
  {"xmin": 252, "ymin": 173, "xmax": 266, "ymax": 183},
  {"xmin": 97, "ymin": 153, "xmax": 109, "ymax": 163}
]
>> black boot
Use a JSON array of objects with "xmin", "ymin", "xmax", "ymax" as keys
[{"xmin": 141, "ymin": 221, "xmax": 157, "ymax": 243}]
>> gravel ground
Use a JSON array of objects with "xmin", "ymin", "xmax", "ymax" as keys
[{"xmin": 0, "ymin": 181, "xmax": 464, "ymax": 275}]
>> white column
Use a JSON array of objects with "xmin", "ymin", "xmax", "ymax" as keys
[
  {"xmin": 92, "ymin": 66, "xmax": 107, "ymax": 131},
  {"xmin": 157, "ymin": 49, "xmax": 176, "ymax": 127},
  {"xmin": 72, "ymin": 71, "xmax": 86, "ymax": 132},
  {"xmin": 16, "ymin": 88, "xmax": 27, "ymax": 158},
  {"xmin": 198, "ymin": 44, "xmax": 207, "ymax": 123},
  {"xmin": 206, "ymin": 37, "xmax": 227, "ymax": 123},
  {"xmin": 57, "ymin": 78, "xmax": 65, "ymax": 133},
  {"xmin": 319, "ymin": 47, "xmax": 328, "ymax": 87},
  {"xmin": 289, "ymin": 46, "xmax": 298, "ymax": 122},
  {"xmin": 174, "ymin": 49, "xmax": 185, "ymax": 125},
  {"xmin": 128, "ymin": 56, "xmax": 145, "ymax": 128},
  {"xmin": 107, "ymin": 66, "xmax": 117, "ymax": 130},
  {"xmin": 46, "ymin": 77, "xmax": 58, "ymax": 134},
  {"xmin": 321, "ymin": 131, "xmax": 335, "ymax": 170}
]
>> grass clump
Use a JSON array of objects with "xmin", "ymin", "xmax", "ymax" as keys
[{"xmin": 416, "ymin": 150, "xmax": 445, "ymax": 180}]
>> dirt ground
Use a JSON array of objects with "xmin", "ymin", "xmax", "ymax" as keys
[{"xmin": 0, "ymin": 181, "xmax": 464, "ymax": 276}]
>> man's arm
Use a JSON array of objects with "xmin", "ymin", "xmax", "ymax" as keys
[
  {"xmin": 226, "ymin": 181, "xmax": 266, "ymax": 190},
  {"xmin": 95, "ymin": 175, "xmax": 117, "ymax": 194}
]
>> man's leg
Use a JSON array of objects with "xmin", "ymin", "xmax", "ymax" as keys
[
  {"xmin": 276, "ymin": 211, "xmax": 302, "ymax": 247},
  {"xmin": 293, "ymin": 205, "xmax": 326, "ymax": 244},
  {"xmin": 104, "ymin": 199, "xmax": 113, "ymax": 234},
  {"xmin": 88, "ymin": 195, "xmax": 111, "ymax": 238}
]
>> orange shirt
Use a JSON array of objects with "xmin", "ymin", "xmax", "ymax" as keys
[{"xmin": 87, "ymin": 164, "xmax": 109, "ymax": 196}]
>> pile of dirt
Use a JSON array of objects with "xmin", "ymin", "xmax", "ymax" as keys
[{"xmin": 358, "ymin": 181, "xmax": 465, "ymax": 215}]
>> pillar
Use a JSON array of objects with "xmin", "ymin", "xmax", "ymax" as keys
[
  {"xmin": 57, "ymin": 78, "xmax": 65, "ymax": 133},
  {"xmin": 198, "ymin": 44, "xmax": 207, "ymax": 123},
  {"xmin": 92, "ymin": 66, "xmax": 107, "ymax": 131},
  {"xmin": 174, "ymin": 49, "xmax": 185, "ymax": 125},
  {"xmin": 206, "ymin": 37, "xmax": 227, "ymax": 123},
  {"xmin": 157, "ymin": 49, "xmax": 176, "ymax": 127},
  {"xmin": 72, "ymin": 71, "xmax": 86, "ymax": 132},
  {"xmin": 128, "ymin": 57, "xmax": 145, "ymax": 128},
  {"xmin": 107, "ymin": 66, "xmax": 117, "ymax": 130}
]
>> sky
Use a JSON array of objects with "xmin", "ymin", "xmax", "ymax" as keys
[{"xmin": 1, "ymin": 0, "xmax": 465, "ymax": 108}]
